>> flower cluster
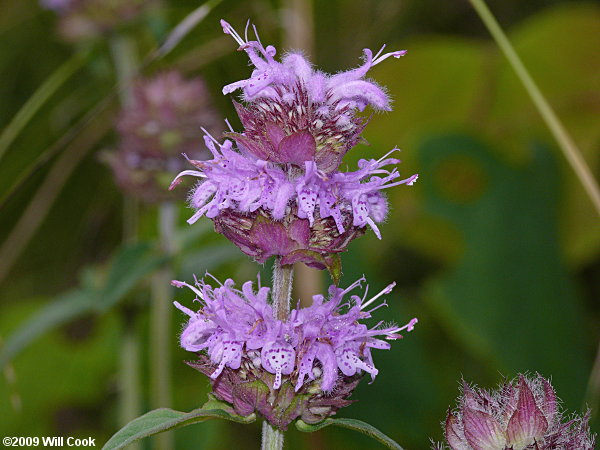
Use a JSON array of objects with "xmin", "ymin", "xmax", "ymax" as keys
[
  {"xmin": 171, "ymin": 21, "xmax": 417, "ymax": 271},
  {"xmin": 437, "ymin": 375, "xmax": 596, "ymax": 450},
  {"xmin": 106, "ymin": 71, "xmax": 221, "ymax": 202},
  {"xmin": 41, "ymin": 0, "xmax": 152, "ymax": 42},
  {"xmin": 173, "ymin": 274, "xmax": 417, "ymax": 427}
]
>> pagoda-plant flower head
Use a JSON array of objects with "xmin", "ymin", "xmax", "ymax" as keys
[
  {"xmin": 435, "ymin": 374, "xmax": 596, "ymax": 450},
  {"xmin": 170, "ymin": 20, "xmax": 417, "ymax": 275},
  {"xmin": 173, "ymin": 274, "xmax": 417, "ymax": 429},
  {"xmin": 105, "ymin": 71, "xmax": 221, "ymax": 203},
  {"xmin": 220, "ymin": 20, "xmax": 406, "ymax": 172}
]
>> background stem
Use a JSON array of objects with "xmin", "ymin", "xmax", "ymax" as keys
[
  {"xmin": 111, "ymin": 33, "xmax": 142, "ymax": 450},
  {"xmin": 468, "ymin": 0, "xmax": 600, "ymax": 216},
  {"xmin": 151, "ymin": 202, "xmax": 176, "ymax": 450}
]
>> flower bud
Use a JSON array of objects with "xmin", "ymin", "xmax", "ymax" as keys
[{"xmin": 437, "ymin": 374, "xmax": 596, "ymax": 450}]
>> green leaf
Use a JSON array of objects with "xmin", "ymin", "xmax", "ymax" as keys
[
  {"xmin": 0, "ymin": 242, "xmax": 166, "ymax": 369},
  {"xmin": 95, "ymin": 242, "xmax": 168, "ymax": 312},
  {"xmin": 0, "ymin": 52, "xmax": 87, "ymax": 163},
  {"xmin": 0, "ymin": 290, "xmax": 93, "ymax": 369},
  {"xmin": 296, "ymin": 418, "xmax": 404, "ymax": 450},
  {"xmin": 102, "ymin": 398, "xmax": 255, "ymax": 450}
]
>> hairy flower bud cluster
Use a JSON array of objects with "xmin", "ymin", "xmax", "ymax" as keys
[
  {"xmin": 173, "ymin": 274, "xmax": 417, "ymax": 428},
  {"xmin": 436, "ymin": 375, "xmax": 596, "ymax": 450},
  {"xmin": 106, "ymin": 71, "xmax": 221, "ymax": 203},
  {"xmin": 41, "ymin": 0, "xmax": 152, "ymax": 42},
  {"xmin": 171, "ymin": 21, "xmax": 417, "ymax": 272}
]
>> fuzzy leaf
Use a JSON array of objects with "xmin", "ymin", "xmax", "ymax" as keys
[
  {"xmin": 102, "ymin": 397, "xmax": 255, "ymax": 450},
  {"xmin": 296, "ymin": 418, "xmax": 404, "ymax": 450}
]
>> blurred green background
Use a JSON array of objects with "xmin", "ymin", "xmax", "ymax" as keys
[{"xmin": 0, "ymin": 0, "xmax": 598, "ymax": 448}]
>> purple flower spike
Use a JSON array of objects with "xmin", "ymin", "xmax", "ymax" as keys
[
  {"xmin": 436, "ymin": 374, "xmax": 596, "ymax": 450},
  {"xmin": 174, "ymin": 273, "xmax": 417, "ymax": 429},
  {"xmin": 170, "ymin": 21, "xmax": 417, "ymax": 271}
]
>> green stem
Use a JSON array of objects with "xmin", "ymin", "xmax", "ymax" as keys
[
  {"xmin": 111, "ymin": 34, "xmax": 142, "ymax": 450},
  {"xmin": 119, "ymin": 321, "xmax": 142, "ymax": 434},
  {"xmin": 468, "ymin": 0, "xmax": 600, "ymax": 216},
  {"xmin": 150, "ymin": 202, "xmax": 176, "ymax": 450},
  {"xmin": 262, "ymin": 258, "xmax": 294, "ymax": 450},
  {"xmin": 261, "ymin": 420, "xmax": 284, "ymax": 450}
]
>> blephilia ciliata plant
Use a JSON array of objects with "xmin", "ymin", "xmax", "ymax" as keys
[
  {"xmin": 107, "ymin": 71, "xmax": 221, "ymax": 203},
  {"xmin": 435, "ymin": 374, "xmax": 596, "ymax": 450},
  {"xmin": 167, "ymin": 20, "xmax": 418, "ymax": 447}
]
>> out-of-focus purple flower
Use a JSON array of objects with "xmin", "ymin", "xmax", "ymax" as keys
[
  {"xmin": 173, "ymin": 274, "xmax": 417, "ymax": 428},
  {"xmin": 106, "ymin": 71, "xmax": 221, "ymax": 203},
  {"xmin": 170, "ymin": 21, "xmax": 417, "ymax": 270},
  {"xmin": 436, "ymin": 374, "xmax": 596, "ymax": 450},
  {"xmin": 41, "ymin": 0, "xmax": 152, "ymax": 42}
]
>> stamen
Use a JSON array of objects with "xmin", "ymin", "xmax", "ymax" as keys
[
  {"xmin": 340, "ymin": 276, "xmax": 366, "ymax": 296},
  {"xmin": 220, "ymin": 19, "xmax": 246, "ymax": 47},
  {"xmin": 360, "ymin": 282, "xmax": 396, "ymax": 310},
  {"xmin": 224, "ymin": 118, "xmax": 235, "ymax": 132},
  {"xmin": 171, "ymin": 280, "xmax": 205, "ymax": 299},
  {"xmin": 379, "ymin": 174, "xmax": 419, "ymax": 189},
  {"xmin": 372, "ymin": 49, "xmax": 407, "ymax": 66},
  {"xmin": 387, "ymin": 317, "xmax": 418, "ymax": 335}
]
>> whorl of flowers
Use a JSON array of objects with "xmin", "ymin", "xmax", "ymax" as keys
[
  {"xmin": 106, "ymin": 71, "xmax": 221, "ymax": 202},
  {"xmin": 170, "ymin": 21, "xmax": 417, "ymax": 270},
  {"xmin": 436, "ymin": 375, "xmax": 596, "ymax": 450},
  {"xmin": 171, "ymin": 135, "xmax": 417, "ymax": 238},
  {"xmin": 173, "ymin": 274, "xmax": 416, "ymax": 419},
  {"xmin": 219, "ymin": 20, "xmax": 406, "ymax": 172}
]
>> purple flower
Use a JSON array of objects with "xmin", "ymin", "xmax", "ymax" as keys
[
  {"xmin": 106, "ymin": 71, "xmax": 221, "ymax": 203},
  {"xmin": 220, "ymin": 20, "xmax": 406, "ymax": 172},
  {"xmin": 171, "ymin": 134, "xmax": 416, "ymax": 237},
  {"xmin": 173, "ymin": 274, "xmax": 417, "ymax": 427},
  {"xmin": 437, "ymin": 375, "xmax": 596, "ymax": 450},
  {"xmin": 170, "ymin": 20, "xmax": 417, "ymax": 271},
  {"xmin": 42, "ymin": 0, "xmax": 153, "ymax": 42}
]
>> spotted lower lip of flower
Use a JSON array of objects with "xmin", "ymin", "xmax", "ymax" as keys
[
  {"xmin": 172, "ymin": 274, "xmax": 417, "ymax": 428},
  {"xmin": 438, "ymin": 374, "xmax": 596, "ymax": 450},
  {"xmin": 170, "ymin": 132, "xmax": 417, "ymax": 264},
  {"xmin": 219, "ymin": 20, "xmax": 406, "ymax": 172}
]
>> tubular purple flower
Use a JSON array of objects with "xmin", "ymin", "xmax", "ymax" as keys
[{"xmin": 173, "ymin": 273, "xmax": 417, "ymax": 427}]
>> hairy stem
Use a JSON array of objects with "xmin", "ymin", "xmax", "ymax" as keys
[
  {"xmin": 151, "ymin": 203, "xmax": 176, "ymax": 450},
  {"xmin": 261, "ymin": 420, "xmax": 284, "ymax": 450},
  {"xmin": 272, "ymin": 257, "xmax": 294, "ymax": 321},
  {"xmin": 262, "ymin": 257, "xmax": 294, "ymax": 450},
  {"xmin": 469, "ymin": 0, "xmax": 600, "ymax": 216}
]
